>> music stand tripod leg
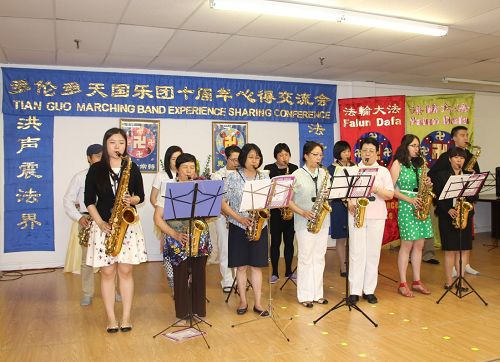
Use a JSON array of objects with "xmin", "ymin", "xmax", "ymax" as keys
[{"xmin": 279, "ymin": 266, "xmax": 297, "ymax": 291}]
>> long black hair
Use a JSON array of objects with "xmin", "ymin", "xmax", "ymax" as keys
[
  {"xmin": 101, "ymin": 127, "xmax": 128, "ymax": 171},
  {"xmin": 394, "ymin": 134, "xmax": 422, "ymax": 168},
  {"xmin": 163, "ymin": 145, "xmax": 183, "ymax": 178}
]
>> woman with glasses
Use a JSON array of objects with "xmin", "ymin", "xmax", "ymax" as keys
[
  {"xmin": 347, "ymin": 137, "xmax": 394, "ymax": 305},
  {"xmin": 390, "ymin": 135, "xmax": 433, "ymax": 298},
  {"xmin": 287, "ymin": 141, "xmax": 330, "ymax": 308},
  {"xmin": 264, "ymin": 143, "xmax": 298, "ymax": 284},
  {"xmin": 221, "ymin": 144, "xmax": 270, "ymax": 317}
]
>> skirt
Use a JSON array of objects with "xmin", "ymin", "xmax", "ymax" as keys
[
  {"xmin": 86, "ymin": 221, "xmax": 148, "ymax": 267},
  {"xmin": 438, "ymin": 216, "xmax": 473, "ymax": 251},
  {"xmin": 228, "ymin": 223, "xmax": 268, "ymax": 268}
]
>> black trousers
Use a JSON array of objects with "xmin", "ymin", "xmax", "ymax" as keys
[
  {"xmin": 269, "ymin": 213, "xmax": 295, "ymax": 277},
  {"xmin": 173, "ymin": 256, "xmax": 207, "ymax": 319}
]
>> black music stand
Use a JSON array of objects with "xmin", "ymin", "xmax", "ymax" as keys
[
  {"xmin": 436, "ymin": 172, "xmax": 488, "ymax": 305},
  {"xmin": 314, "ymin": 166, "xmax": 379, "ymax": 327},
  {"xmin": 153, "ymin": 179, "xmax": 224, "ymax": 348},
  {"xmin": 231, "ymin": 175, "xmax": 295, "ymax": 342}
]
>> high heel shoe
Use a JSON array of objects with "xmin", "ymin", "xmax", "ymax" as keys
[
  {"xmin": 398, "ymin": 282, "xmax": 414, "ymax": 297},
  {"xmin": 412, "ymin": 280, "xmax": 431, "ymax": 295}
]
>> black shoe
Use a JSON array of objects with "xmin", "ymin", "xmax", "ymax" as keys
[
  {"xmin": 253, "ymin": 306, "xmax": 269, "ymax": 317},
  {"xmin": 120, "ymin": 325, "xmax": 132, "ymax": 332},
  {"xmin": 236, "ymin": 305, "xmax": 248, "ymax": 315},
  {"xmin": 347, "ymin": 295, "xmax": 359, "ymax": 305},
  {"xmin": 363, "ymin": 294, "xmax": 378, "ymax": 304},
  {"xmin": 106, "ymin": 326, "xmax": 119, "ymax": 333},
  {"xmin": 456, "ymin": 285, "xmax": 469, "ymax": 293},
  {"xmin": 340, "ymin": 271, "xmax": 347, "ymax": 278},
  {"xmin": 424, "ymin": 258, "xmax": 440, "ymax": 265},
  {"xmin": 443, "ymin": 284, "xmax": 451, "ymax": 290}
]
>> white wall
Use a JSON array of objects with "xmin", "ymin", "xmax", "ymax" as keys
[{"xmin": 0, "ymin": 66, "xmax": 496, "ymax": 270}]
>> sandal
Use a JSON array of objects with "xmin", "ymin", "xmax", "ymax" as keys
[
  {"xmin": 398, "ymin": 282, "xmax": 414, "ymax": 297},
  {"xmin": 301, "ymin": 301, "xmax": 313, "ymax": 308},
  {"xmin": 315, "ymin": 298, "xmax": 328, "ymax": 304},
  {"xmin": 412, "ymin": 280, "xmax": 431, "ymax": 295}
]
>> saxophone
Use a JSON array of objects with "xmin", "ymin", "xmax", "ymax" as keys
[
  {"xmin": 307, "ymin": 166, "xmax": 332, "ymax": 234},
  {"xmin": 280, "ymin": 164, "xmax": 294, "ymax": 221},
  {"xmin": 245, "ymin": 170, "xmax": 270, "ymax": 241},
  {"xmin": 104, "ymin": 154, "xmax": 139, "ymax": 256},
  {"xmin": 464, "ymin": 143, "xmax": 481, "ymax": 172},
  {"xmin": 452, "ymin": 197, "xmax": 473, "ymax": 230},
  {"xmin": 414, "ymin": 156, "xmax": 435, "ymax": 220},
  {"xmin": 78, "ymin": 215, "xmax": 92, "ymax": 247},
  {"xmin": 188, "ymin": 219, "xmax": 207, "ymax": 256},
  {"xmin": 354, "ymin": 197, "xmax": 369, "ymax": 228}
]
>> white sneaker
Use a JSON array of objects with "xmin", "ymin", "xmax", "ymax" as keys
[
  {"xmin": 80, "ymin": 296, "xmax": 92, "ymax": 306},
  {"xmin": 465, "ymin": 264, "xmax": 480, "ymax": 275},
  {"xmin": 452, "ymin": 266, "xmax": 457, "ymax": 278}
]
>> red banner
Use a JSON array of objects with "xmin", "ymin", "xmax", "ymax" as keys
[{"xmin": 338, "ymin": 95, "xmax": 406, "ymax": 244}]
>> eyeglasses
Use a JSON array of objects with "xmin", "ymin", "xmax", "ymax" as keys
[
  {"xmin": 361, "ymin": 148, "xmax": 377, "ymax": 153},
  {"xmin": 228, "ymin": 158, "xmax": 239, "ymax": 163},
  {"xmin": 310, "ymin": 152, "xmax": 323, "ymax": 158},
  {"xmin": 409, "ymin": 144, "xmax": 420, "ymax": 148}
]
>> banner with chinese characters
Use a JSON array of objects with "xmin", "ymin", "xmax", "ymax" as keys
[
  {"xmin": 120, "ymin": 119, "xmax": 159, "ymax": 173},
  {"xmin": 298, "ymin": 122, "xmax": 334, "ymax": 168},
  {"xmin": 4, "ymin": 115, "xmax": 54, "ymax": 252},
  {"xmin": 2, "ymin": 67, "xmax": 337, "ymax": 124},
  {"xmin": 212, "ymin": 122, "xmax": 247, "ymax": 172},
  {"xmin": 405, "ymin": 93, "xmax": 475, "ymax": 167},
  {"xmin": 338, "ymin": 95, "xmax": 406, "ymax": 245}
]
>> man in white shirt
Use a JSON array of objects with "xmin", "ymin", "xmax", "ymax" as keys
[
  {"xmin": 211, "ymin": 145, "xmax": 241, "ymax": 292},
  {"xmin": 63, "ymin": 144, "xmax": 102, "ymax": 306}
]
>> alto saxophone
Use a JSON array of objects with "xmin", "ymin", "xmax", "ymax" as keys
[
  {"xmin": 78, "ymin": 215, "xmax": 93, "ymax": 247},
  {"xmin": 245, "ymin": 170, "xmax": 270, "ymax": 241},
  {"xmin": 188, "ymin": 219, "xmax": 207, "ymax": 256},
  {"xmin": 452, "ymin": 197, "xmax": 473, "ymax": 230},
  {"xmin": 307, "ymin": 166, "xmax": 332, "ymax": 234},
  {"xmin": 354, "ymin": 197, "xmax": 369, "ymax": 228},
  {"xmin": 104, "ymin": 154, "xmax": 139, "ymax": 256},
  {"xmin": 464, "ymin": 143, "xmax": 481, "ymax": 172},
  {"xmin": 414, "ymin": 156, "xmax": 435, "ymax": 220},
  {"xmin": 280, "ymin": 164, "xmax": 294, "ymax": 221}
]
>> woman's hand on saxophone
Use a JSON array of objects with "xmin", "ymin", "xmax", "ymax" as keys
[
  {"xmin": 302, "ymin": 210, "xmax": 315, "ymax": 220},
  {"xmin": 347, "ymin": 200, "xmax": 356, "ymax": 215},
  {"xmin": 448, "ymin": 208, "xmax": 458, "ymax": 218},
  {"xmin": 174, "ymin": 231, "xmax": 189, "ymax": 245},
  {"xmin": 97, "ymin": 220, "xmax": 111, "ymax": 234},
  {"xmin": 122, "ymin": 192, "xmax": 132, "ymax": 206},
  {"xmin": 237, "ymin": 215, "xmax": 253, "ymax": 228},
  {"xmin": 410, "ymin": 197, "xmax": 422, "ymax": 208}
]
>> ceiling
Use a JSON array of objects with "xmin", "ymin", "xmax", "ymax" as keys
[{"xmin": 1, "ymin": 0, "xmax": 500, "ymax": 93}]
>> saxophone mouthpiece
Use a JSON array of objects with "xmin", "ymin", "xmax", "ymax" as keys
[{"xmin": 365, "ymin": 158, "xmax": 369, "ymax": 164}]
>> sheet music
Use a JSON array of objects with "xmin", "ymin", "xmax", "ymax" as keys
[
  {"xmin": 438, "ymin": 172, "xmax": 489, "ymax": 200},
  {"xmin": 328, "ymin": 166, "xmax": 377, "ymax": 199},
  {"xmin": 267, "ymin": 175, "xmax": 295, "ymax": 209},
  {"xmin": 240, "ymin": 179, "xmax": 271, "ymax": 212}
]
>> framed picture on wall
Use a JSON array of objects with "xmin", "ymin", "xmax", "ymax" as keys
[
  {"xmin": 212, "ymin": 122, "xmax": 248, "ymax": 172},
  {"xmin": 120, "ymin": 119, "xmax": 160, "ymax": 173}
]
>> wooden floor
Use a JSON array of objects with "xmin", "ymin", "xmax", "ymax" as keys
[{"xmin": 1, "ymin": 232, "xmax": 500, "ymax": 362}]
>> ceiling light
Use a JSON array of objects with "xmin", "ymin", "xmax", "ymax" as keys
[
  {"xmin": 209, "ymin": 0, "xmax": 448, "ymax": 37},
  {"xmin": 442, "ymin": 77, "xmax": 500, "ymax": 87}
]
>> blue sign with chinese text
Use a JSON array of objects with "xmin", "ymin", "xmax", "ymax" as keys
[
  {"xmin": 2, "ymin": 67, "xmax": 337, "ymax": 124},
  {"xmin": 299, "ymin": 122, "xmax": 334, "ymax": 168},
  {"xmin": 4, "ymin": 115, "xmax": 54, "ymax": 252}
]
